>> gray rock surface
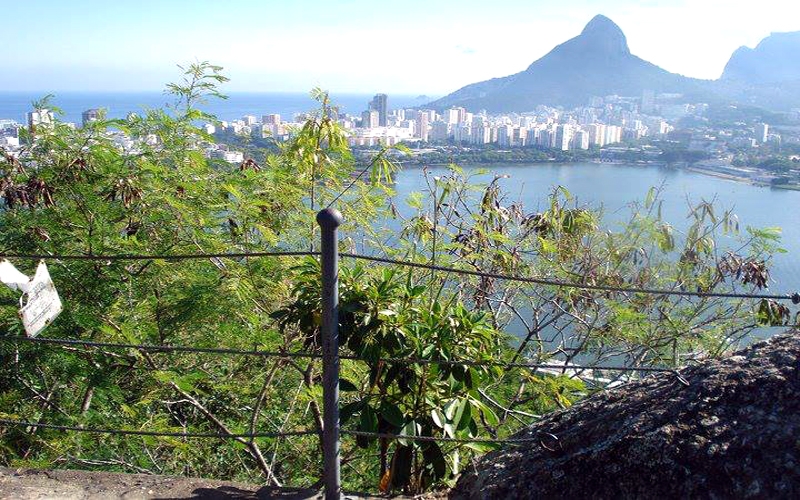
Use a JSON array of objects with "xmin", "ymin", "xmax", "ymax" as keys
[{"xmin": 452, "ymin": 332, "xmax": 800, "ymax": 499}]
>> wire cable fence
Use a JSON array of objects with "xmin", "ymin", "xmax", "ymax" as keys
[
  {"xmin": 0, "ymin": 419, "xmax": 316, "ymax": 440},
  {"xmin": 0, "ymin": 334, "xmax": 683, "ymax": 373},
  {"xmin": 0, "ymin": 250, "xmax": 318, "ymax": 261},
  {"xmin": 340, "ymin": 253, "xmax": 800, "ymax": 303},
  {"xmin": 2, "ymin": 250, "xmax": 797, "ymax": 302},
  {"xmin": 2, "ymin": 209, "xmax": 799, "ymax": 498}
]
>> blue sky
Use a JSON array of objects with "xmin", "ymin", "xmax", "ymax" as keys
[{"xmin": 2, "ymin": 0, "xmax": 799, "ymax": 93}]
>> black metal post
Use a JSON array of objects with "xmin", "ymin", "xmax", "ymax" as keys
[{"xmin": 317, "ymin": 208, "xmax": 343, "ymax": 500}]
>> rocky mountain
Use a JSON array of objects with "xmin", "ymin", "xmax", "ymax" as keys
[
  {"xmin": 718, "ymin": 31, "xmax": 800, "ymax": 110},
  {"xmin": 451, "ymin": 332, "xmax": 800, "ymax": 499},
  {"xmin": 722, "ymin": 30, "xmax": 800, "ymax": 84},
  {"xmin": 427, "ymin": 15, "xmax": 708, "ymax": 112}
]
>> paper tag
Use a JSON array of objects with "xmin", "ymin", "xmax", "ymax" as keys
[
  {"xmin": 1, "ymin": 260, "xmax": 62, "ymax": 337},
  {"xmin": 19, "ymin": 262, "xmax": 62, "ymax": 337}
]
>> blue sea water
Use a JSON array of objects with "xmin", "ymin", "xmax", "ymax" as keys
[{"xmin": 0, "ymin": 91, "xmax": 430, "ymax": 124}]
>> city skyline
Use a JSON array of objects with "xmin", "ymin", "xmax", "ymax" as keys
[{"xmin": 2, "ymin": 0, "xmax": 800, "ymax": 94}]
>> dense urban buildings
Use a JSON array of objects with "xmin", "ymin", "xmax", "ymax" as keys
[{"xmin": 1, "ymin": 89, "xmax": 798, "ymax": 189}]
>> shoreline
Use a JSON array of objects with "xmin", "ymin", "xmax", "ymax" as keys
[
  {"xmin": 684, "ymin": 166, "xmax": 800, "ymax": 191},
  {"xmin": 388, "ymin": 159, "xmax": 800, "ymax": 191}
]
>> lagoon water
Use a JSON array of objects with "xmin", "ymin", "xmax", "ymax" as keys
[
  {"xmin": 1, "ymin": 92, "xmax": 798, "ymax": 295},
  {"xmin": 389, "ymin": 163, "xmax": 800, "ymax": 296}
]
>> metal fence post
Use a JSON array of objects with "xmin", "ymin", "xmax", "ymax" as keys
[{"xmin": 317, "ymin": 208, "xmax": 343, "ymax": 500}]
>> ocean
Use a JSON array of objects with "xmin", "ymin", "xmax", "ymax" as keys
[{"xmin": 0, "ymin": 91, "xmax": 432, "ymax": 125}]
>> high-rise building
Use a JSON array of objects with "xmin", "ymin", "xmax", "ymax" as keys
[
  {"xmin": 573, "ymin": 130, "xmax": 590, "ymax": 150},
  {"xmin": 470, "ymin": 117, "xmax": 491, "ymax": 145},
  {"xmin": 538, "ymin": 127, "xmax": 557, "ymax": 149},
  {"xmin": 497, "ymin": 125, "xmax": 512, "ymax": 147},
  {"xmin": 755, "ymin": 123, "xmax": 769, "ymax": 143},
  {"xmin": 369, "ymin": 94, "xmax": 388, "ymax": 127},
  {"xmin": 82, "ymin": 109, "xmax": 101, "ymax": 127},
  {"xmin": 27, "ymin": 109, "xmax": 53, "ymax": 129},
  {"xmin": 429, "ymin": 121, "xmax": 449, "ymax": 142},
  {"xmin": 242, "ymin": 115, "xmax": 257, "ymax": 126},
  {"xmin": 361, "ymin": 110, "xmax": 380, "ymax": 129},
  {"xmin": 454, "ymin": 124, "xmax": 471, "ymax": 143},
  {"xmin": 415, "ymin": 110, "xmax": 429, "ymax": 142},
  {"xmin": 445, "ymin": 108, "xmax": 460, "ymax": 125},
  {"xmin": 512, "ymin": 127, "xmax": 528, "ymax": 147},
  {"xmin": 588, "ymin": 124, "xmax": 607, "ymax": 147},
  {"xmin": 262, "ymin": 114, "xmax": 281, "ymax": 125},
  {"xmin": 605, "ymin": 125, "xmax": 622, "ymax": 145},
  {"xmin": 556, "ymin": 125, "xmax": 572, "ymax": 151}
]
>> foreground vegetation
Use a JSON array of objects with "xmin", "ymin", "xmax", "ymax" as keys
[{"xmin": 0, "ymin": 64, "xmax": 793, "ymax": 494}]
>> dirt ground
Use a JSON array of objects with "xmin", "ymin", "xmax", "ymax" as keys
[{"xmin": 0, "ymin": 466, "xmax": 357, "ymax": 499}]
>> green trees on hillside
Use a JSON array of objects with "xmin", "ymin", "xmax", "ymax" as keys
[{"xmin": 0, "ymin": 64, "xmax": 791, "ymax": 494}]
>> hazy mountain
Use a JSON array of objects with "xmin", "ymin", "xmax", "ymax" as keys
[
  {"xmin": 717, "ymin": 31, "xmax": 800, "ymax": 110},
  {"xmin": 428, "ymin": 15, "xmax": 708, "ymax": 112},
  {"xmin": 722, "ymin": 31, "xmax": 800, "ymax": 84}
]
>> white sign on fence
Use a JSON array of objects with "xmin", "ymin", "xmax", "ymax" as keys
[{"xmin": 0, "ymin": 259, "xmax": 62, "ymax": 337}]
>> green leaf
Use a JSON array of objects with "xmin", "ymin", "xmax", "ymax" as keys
[
  {"xmin": 454, "ymin": 398, "xmax": 472, "ymax": 431},
  {"xmin": 645, "ymin": 187, "xmax": 656, "ymax": 208},
  {"xmin": 340, "ymin": 401, "xmax": 363, "ymax": 424},
  {"xmin": 390, "ymin": 445, "xmax": 413, "ymax": 489},
  {"xmin": 359, "ymin": 405, "xmax": 378, "ymax": 433},
  {"xmin": 339, "ymin": 378, "xmax": 358, "ymax": 392},
  {"xmin": 463, "ymin": 441, "xmax": 500, "ymax": 453},
  {"xmin": 477, "ymin": 401, "xmax": 499, "ymax": 427},
  {"xmin": 443, "ymin": 399, "xmax": 458, "ymax": 421},
  {"xmin": 381, "ymin": 403, "xmax": 405, "ymax": 428},
  {"xmin": 431, "ymin": 409, "xmax": 445, "ymax": 429},
  {"xmin": 423, "ymin": 442, "xmax": 447, "ymax": 480}
]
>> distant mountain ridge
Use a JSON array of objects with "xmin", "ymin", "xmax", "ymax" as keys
[
  {"xmin": 429, "ymin": 15, "xmax": 800, "ymax": 113},
  {"xmin": 722, "ymin": 31, "xmax": 800, "ymax": 84}
]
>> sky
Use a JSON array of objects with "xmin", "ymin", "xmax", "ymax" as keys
[{"xmin": 2, "ymin": 0, "xmax": 799, "ymax": 95}]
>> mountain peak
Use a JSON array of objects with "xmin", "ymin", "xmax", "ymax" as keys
[
  {"xmin": 427, "ymin": 14, "xmax": 699, "ymax": 113},
  {"xmin": 582, "ymin": 15, "xmax": 620, "ymax": 34},
  {"xmin": 577, "ymin": 15, "xmax": 630, "ymax": 55}
]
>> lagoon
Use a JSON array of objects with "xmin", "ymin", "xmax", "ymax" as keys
[{"xmin": 389, "ymin": 162, "xmax": 800, "ymax": 296}]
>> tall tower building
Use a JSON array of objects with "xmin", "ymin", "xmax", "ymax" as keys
[
  {"xmin": 755, "ymin": 123, "xmax": 769, "ymax": 143},
  {"xmin": 556, "ymin": 125, "xmax": 572, "ymax": 151},
  {"xmin": 588, "ymin": 124, "xmax": 607, "ymax": 147},
  {"xmin": 445, "ymin": 108, "xmax": 460, "ymax": 125},
  {"xmin": 26, "ymin": 109, "xmax": 54, "ymax": 131},
  {"xmin": 362, "ymin": 110, "xmax": 379, "ymax": 129},
  {"xmin": 369, "ymin": 94, "xmax": 388, "ymax": 127},
  {"xmin": 415, "ymin": 110, "xmax": 429, "ymax": 142}
]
